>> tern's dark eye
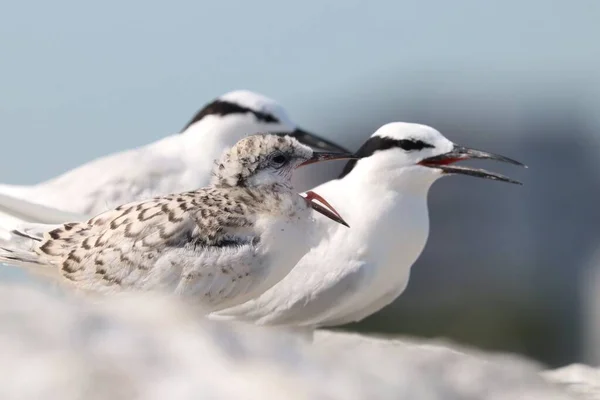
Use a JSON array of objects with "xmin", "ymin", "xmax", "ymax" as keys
[{"xmin": 269, "ymin": 152, "xmax": 288, "ymax": 167}]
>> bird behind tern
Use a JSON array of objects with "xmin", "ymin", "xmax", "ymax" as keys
[
  {"xmin": 214, "ymin": 122, "xmax": 526, "ymax": 327},
  {"xmin": 0, "ymin": 90, "xmax": 348, "ymax": 235},
  {"xmin": 0, "ymin": 134, "xmax": 353, "ymax": 312}
]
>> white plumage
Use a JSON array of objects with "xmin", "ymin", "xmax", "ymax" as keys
[{"xmin": 214, "ymin": 122, "xmax": 526, "ymax": 327}]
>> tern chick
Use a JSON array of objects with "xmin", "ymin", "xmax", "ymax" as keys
[{"xmin": 0, "ymin": 134, "xmax": 354, "ymax": 312}]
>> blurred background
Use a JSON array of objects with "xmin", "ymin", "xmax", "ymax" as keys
[{"xmin": 1, "ymin": 0, "xmax": 599, "ymax": 368}]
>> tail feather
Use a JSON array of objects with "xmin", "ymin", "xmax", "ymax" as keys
[
  {"xmin": 0, "ymin": 223, "xmax": 61, "ymax": 279},
  {"xmin": 0, "ymin": 221, "xmax": 58, "ymax": 246},
  {"xmin": 0, "ymin": 246, "xmax": 42, "ymax": 265},
  {"xmin": 0, "ymin": 192, "xmax": 87, "ymax": 239},
  {"xmin": 0, "ymin": 244, "xmax": 48, "ymax": 275},
  {"xmin": 0, "ymin": 192, "xmax": 85, "ymax": 222},
  {"xmin": 11, "ymin": 228, "xmax": 43, "ymax": 242},
  {"xmin": 0, "ymin": 182, "xmax": 32, "ymax": 199}
]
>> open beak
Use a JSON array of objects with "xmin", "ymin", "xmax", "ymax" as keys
[
  {"xmin": 419, "ymin": 145, "xmax": 526, "ymax": 185},
  {"xmin": 302, "ymin": 191, "xmax": 350, "ymax": 228},
  {"xmin": 298, "ymin": 150, "xmax": 357, "ymax": 168},
  {"xmin": 288, "ymin": 128, "xmax": 351, "ymax": 154}
]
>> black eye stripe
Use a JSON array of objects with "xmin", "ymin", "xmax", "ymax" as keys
[
  {"xmin": 397, "ymin": 139, "xmax": 432, "ymax": 151},
  {"xmin": 181, "ymin": 100, "xmax": 280, "ymax": 132},
  {"xmin": 338, "ymin": 136, "xmax": 434, "ymax": 178}
]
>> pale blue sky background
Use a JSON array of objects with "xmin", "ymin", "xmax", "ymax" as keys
[{"xmin": 1, "ymin": 0, "xmax": 599, "ymax": 183}]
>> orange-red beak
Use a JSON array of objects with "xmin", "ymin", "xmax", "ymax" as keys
[
  {"xmin": 302, "ymin": 190, "xmax": 349, "ymax": 228},
  {"xmin": 419, "ymin": 145, "xmax": 526, "ymax": 185}
]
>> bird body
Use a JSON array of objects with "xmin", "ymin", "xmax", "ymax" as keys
[
  {"xmin": 301, "ymin": 170, "xmax": 431, "ymax": 327},
  {"xmin": 215, "ymin": 122, "xmax": 525, "ymax": 327},
  {"xmin": 0, "ymin": 134, "xmax": 353, "ymax": 312},
  {"xmin": 214, "ymin": 154, "xmax": 432, "ymax": 326},
  {"xmin": 0, "ymin": 134, "xmax": 188, "ymax": 216},
  {"xmin": 6, "ymin": 187, "xmax": 312, "ymax": 312}
]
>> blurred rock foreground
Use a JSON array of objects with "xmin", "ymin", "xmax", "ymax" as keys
[{"xmin": 0, "ymin": 285, "xmax": 596, "ymax": 400}]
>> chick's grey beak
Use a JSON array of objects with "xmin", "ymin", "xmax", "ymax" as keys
[
  {"xmin": 298, "ymin": 151, "xmax": 357, "ymax": 167},
  {"xmin": 302, "ymin": 191, "xmax": 350, "ymax": 228},
  {"xmin": 419, "ymin": 145, "xmax": 526, "ymax": 185},
  {"xmin": 289, "ymin": 128, "xmax": 351, "ymax": 154}
]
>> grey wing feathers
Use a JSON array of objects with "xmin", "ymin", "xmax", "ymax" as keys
[
  {"xmin": 0, "ymin": 196, "xmax": 195, "ymax": 281},
  {"xmin": 1, "ymin": 189, "xmax": 259, "ymax": 301},
  {"xmin": 35, "ymin": 197, "xmax": 200, "ymax": 283}
]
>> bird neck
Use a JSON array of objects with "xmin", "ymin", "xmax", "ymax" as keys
[
  {"xmin": 331, "ymin": 158, "xmax": 435, "ymax": 251},
  {"xmin": 223, "ymin": 185, "xmax": 301, "ymax": 217},
  {"xmin": 181, "ymin": 115, "xmax": 283, "ymax": 151},
  {"xmin": 324, "ymin": 161, "xmax": 432, "ymax": 284}
]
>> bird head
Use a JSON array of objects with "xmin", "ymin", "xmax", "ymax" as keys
[
  {"xmin": 213, "ymin": 134, "xmax": 356, "ymax": 226},
  {"xmin": 180, "ymin": 90, "xmax": 349, "ymax": 154},
  {"xmin": 339, "ymin": 122, "xmax": 526, "ymax": 188}
]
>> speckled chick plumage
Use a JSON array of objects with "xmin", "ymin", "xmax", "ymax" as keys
[{"xmin": 1, "ymin": 134, "xmax": 318, "ymax": 312}]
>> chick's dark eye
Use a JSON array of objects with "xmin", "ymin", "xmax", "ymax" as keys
[{"xmin": 271, "ymin": 153, "xmax": 288, "ymax": 166}]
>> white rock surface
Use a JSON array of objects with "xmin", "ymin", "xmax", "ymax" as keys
[
  {"xmin": 543, "ymin": 364, "xmax": 600, "ymax": 400},
  {"xmin": 0, "ymin": 284, "xmax": 586, "ymax": 400}
]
